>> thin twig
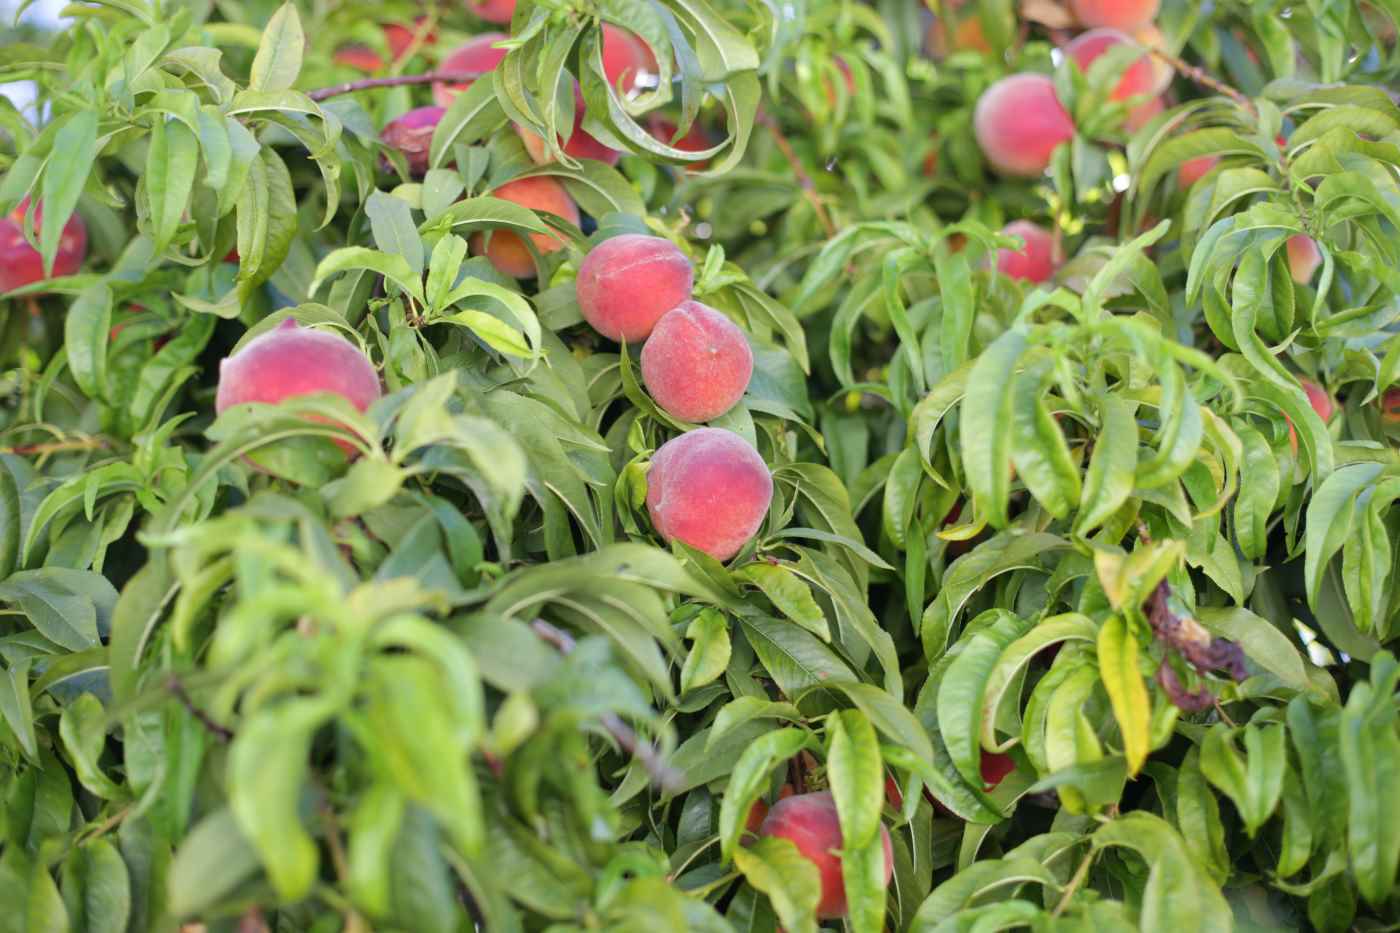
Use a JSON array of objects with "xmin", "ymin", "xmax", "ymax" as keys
[
  {"xmin": 756, "ymin": 108, "xmax": 837, "ymax": 238},
  {"xmin": 167, "ymin": 676, "xmax": 233, "ymax": 743},
  {"xmin": 1147, "ymin": 47, "xmax": 1255, "ymax": 115},
  {"xmin": 0, "ymin": 437, "xmax": 109, "ymax": 456},
  {"xmin": 529, "ymin": 619, "xmax": 683, "ymax": 793},
  {"xmin": 307, "ymin": 70, "xmax": 487, "ymax": 102},
  {"xmin": 1051, "ymin": 844, "xmax": 1095, "ymax": 917}
]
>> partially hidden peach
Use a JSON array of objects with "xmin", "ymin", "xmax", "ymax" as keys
[
  {"xmin": 1069, "ymin": 0, "xmax": 1160, "ymax": 31},
  {"xmin": 380, "ymin": 106, "xmax": 445, "ymax": 177},
  {"xmin": 576, "ymin": 234, "xmax": 694, "ymax": 343},
  {"xmin": 1062, "ymin": 29, "xmax": 1159, "ymax": 130},
  {"xmin": 646, "ymin": 428, "xmax": 773, "ymax": 561},
  {"xmin": 758, "ymin": 791, "xmax": 894, "ymax": 920},
  {"xmin": 0, "ymin": 198, "xmax": 87, "ymax": 293},
  {"xmin": 1285, "ymin": 378, "xmax": 1334, "ymax": 454},
  {"xmin": 973, "ymin": 73, "xmax": 1074, "ymax": 178},
  {"xmin": 384, "ymin": 18, "xmax": 436, "ymax": 60},
  {"xmin": 466, "ymin": 0, "xmax": 515, "ymax": 24},
  {"xmin": 433, "ymin": 33, "xmax": 509, "ymax": 108},
  {"xmin": 641, "ymin": 300, "xmax": 753, "ymax": 422},
  {"xmin": 995, "ymin": 220, "xmax": 1060, "ymax": 283},
  {"xmin": 601, "ymin": 24, "xmax": 658, "ymax": 95},
  {"xmin": 518, "ymin": 85, "xmax": 620, "ymax": 166},
  {"xmin": 1287, "ymin": 234, "xmax": 1322, "ymax": 284},
  {"xmin": 648, "ymin": 117, "xmax": 713, "ymax": 171},
  {"xmin": 215, "ymin": 319, "xmax": 382, "ymax": 453},
  {"xmin": 1177, "ymin": 153, "xmax": 1220, "ymax": 189},
  {"xmin": 471, "ymin": 176, "xmax": 580, "ymax": 279}
]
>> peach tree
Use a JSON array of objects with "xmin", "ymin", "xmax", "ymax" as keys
[{"xmin": 0, "ymin": 0, "xmax": 1398, "ymax": 930}]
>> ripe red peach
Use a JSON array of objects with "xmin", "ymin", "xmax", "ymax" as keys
[
  {"xmin": 1132, "ymin": 24, "xmax": 1174, "ymax": 93},
  {"xmin": 601, "ymin": 24, "xmax": 657, "ymax": 95},
  {"xmin": 216, "ymin": 319, "xmax": 381, "ymax": 453},
  {"xmin": 646, "ymin": 428, "xmax": 773, "ymax": 561},
  {"xmin": 1381, "ymin": 387, "xmax": 1400, "ymax": 424},
  {"xmin": 1063, "ymin": 29, "xmax": 1158, "ymax": 129},
  {"xmin": 641, "ymin": 301, "xmax": 753, "ymax": 422},
  {"xmin": 1069, "ymin": 0, "xmax": 1160, "ymax": 31},
  {"xmin": 518, "ymin": 85, "xmax": 620, "ymax": 166},
  {"xmin": 758, "ymin": 791, "xmax": 894, "ymax": 920},
  {"xmin": 576, "ymin": 234, "xmax": 694, "ymax": 343},
  {"xmin": 995, "ymin": 220, "xmax": 1060, "ymax": 283},
  {"xmin": 648, "ymin": 117, "xmax": 713, "ymax": 171},
  {"xmin": 1287, "ymin": 235, "xmax": 1322, "ymax": 284},
  {"xmin": 466, "ymin": 0, "xmax": 515, "ymax": 23},
  {"xmin": 1177, "ymin": 154, "xmax": 1220, "ymax": 189},
  {"xmin": 0, "ymin": 198, "xmax": 87, "ymax": 293},
  {"xmin": 980, "ymin": 751, "xmax": 1015, "ymax": 788},
  {"xmin": 333, "ymin": 45, "xmax": 385, "ymax": 72},
  {"xmin": 380, "ymin": 106, "xmax": 445, "ymax": 177},
  {"xmin": 384, "ymin": 18, "xmax": 435, "ymax": 60},
  {"xmin": 470, "ymin": 176, "xmax": 580, "ymax": 279},
  {"xmin": 746, "ymin": 798, "xmax": 769, "ymax": 833},
  {"xmin": 433, "ymin": 33, "xmax": 509, "ymax": 108},
  {"xmin": 1286, "ymin": 378, "xmax": 1334, "ymax": 454},
  {"xmin": 973, "ymin": 73, "xmax": 1074, "ymax": 177}
]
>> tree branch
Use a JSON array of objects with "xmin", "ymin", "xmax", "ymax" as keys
[
  {"xmin": 307, "ymin": 70, "xmax": 487, "ymax": 102},
  {"xmin": 529, "ymin": 619, "xmax": 683, "ymax": 793},
  {"xmin": 167, "ymin": 676, "xmax": 233, "ymax": 743},
  {"xmin": 756, "ymin": 109, "xmax": 837, "ymax": 238},
  {"xmin": 1146, "ymin": 47, "xmax": 1255, "ymax": 115}
]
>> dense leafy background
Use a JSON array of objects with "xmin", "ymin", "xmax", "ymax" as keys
[{"xmin": 0, "ymin": 0, "xmax": 1398, "ymax": 930}]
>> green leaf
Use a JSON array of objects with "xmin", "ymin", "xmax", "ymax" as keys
[
  {"xmin": 736, "ymin": 563, "xmax": 829, "ymax": 640},
  {"xmin": 59, "ymin": 840, "xmax": 130, "ymax": 933},
  {"xmin": 1096, "ymin": 615, "xmax": 1150, "ymax": 775},
  {"xmin": 679, "ymin": 607, "xmax": 730, "ymax": 695},
  {"xmin": 144, "ymin": 118, "xmax": 198, "ymax": 256},
  {"xmin": 167, "ymin": 808, "xmax": 262, "ymax": 917},
  {"xmin": 58, "ymin": 693, "xmax": 122, "ymax": 799},
  {"xmin": 228, "ymin": 697, "xmax": 334, "ymax": 901},
  {"xmin": 1091, "ymin": 812, "xmax": 1232, "ymax": 933},
  {"xmin": 249, "ymin": 2, "xmax": 304, "ymax": 92},
  {"xmin": 718, "ymin": 727, "xmax": 810, "ymax": 862},
  {"xmin": 63, "ymin": 284, "xmax": 111, "ymax": 401},
  {"xmin": 38, "ymin": 110, "xmax": 97, "ymax": 278},
  {"xmin": 827, "ymin": 708, "xmax": 884, "ymax": 855},
  {"xmin": 1337, "ymin": 659, "xmax": 1400, "ymax": 907},
  {"xmin": 366, "ymin": 189, "xmax": 425, "ymax": 275},
  {"xmin": 1075, "ymin": 396, "xmax": 1138, "ymax": 536},
  {"xmin": 734, "ymin": 836, "xmax": 821, "ymax": 933},
  {"xmin": 960, "ymin": 329, "xmax": 1026, "ymax": 528}
]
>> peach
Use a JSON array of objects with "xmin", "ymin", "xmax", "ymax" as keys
[
  {"xmin": 646, "ymin": 428, "xmax": 772, "ymax": 561},
  {"xmin": 995, "ymin": 220, "xmax": 1060, "ymax": 283},
  {"xmin": 384, "ymin": 18, "xmax": 435, "ymax": 60},
  {"xmin": 1132, "ymin": 24, "xmax": 1174, "ymax": 93},
  {"xmin": 0, "ymin": 198, "xmax": 86, "ymax": 293},
  {"xmin": 973, "ymin": 73, "xmax": 1074, "ymax": 177},
  {"xmin": 1285, "ymin": 378, "xmax": 1334, "ymax": 454},
  {"xmin": 601, "ymin": 24, "xmax": 657, "ymax": 95},
  {"xmin": 1381, "ymin": 387, "xmax": 1400, "ymax": 424},
  {"xmin": 1177, "ymin": 153, "xmax": 1220, "ymax": 189},
  {"xmin": 980, "ymin": 751, "xmax": 1015, "ymax": 788},
  {"xmin": 576, "ymin": 234, "xmax": 694, "ymax": 343},
  {"xmin": 1063, "ymin": 29, "xmax": 1158, "ymax": 128},
  {"xmin": 648, "ymin": 117, "xmax": 713, "ymax": 171},
  {"xmin": 333, "ymin": 45, "xmax": 385, "ymax": 72},
  {"xmin": 746, "ymin": 798, "xmax": 769, "ymax": 833},
  {"xmin": 466, "ymin": 0, "xmax": 515, "ymax": 24},
  {"xmin": 380, "ymin": 106, "xmax": 445, "ymax": 177},
  {"xmin": 518, "ymin": 85, "xmax": 620, "ymax": 166},
  {"xmin": 433, "ymin": 33, "xmax": 509, "ymax": 108},
  {"xmin": 925, "ymin": 12, "xmax": 993, "ymax": 59},
  {"xmin": 1069, "ymin": 0, "xmax": 1160, "ymax": 31},
  {"xmin": 215, "ymin": 319, "xmax": 381, "ymax": 452},
  {"xmin": 470, "ymin": 176, "xmax": 579, "ymax": 279},
  {"xmin": 1287, "ymin": 234, "xmax": 1322, "ymax": 284},
  {"xmin": 758, "ymin": 791, "xmax": 893, "ymax": 920},
  {"xmin": 641, "ymin": 301, "xmax": 752, "ymax": 422}
]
